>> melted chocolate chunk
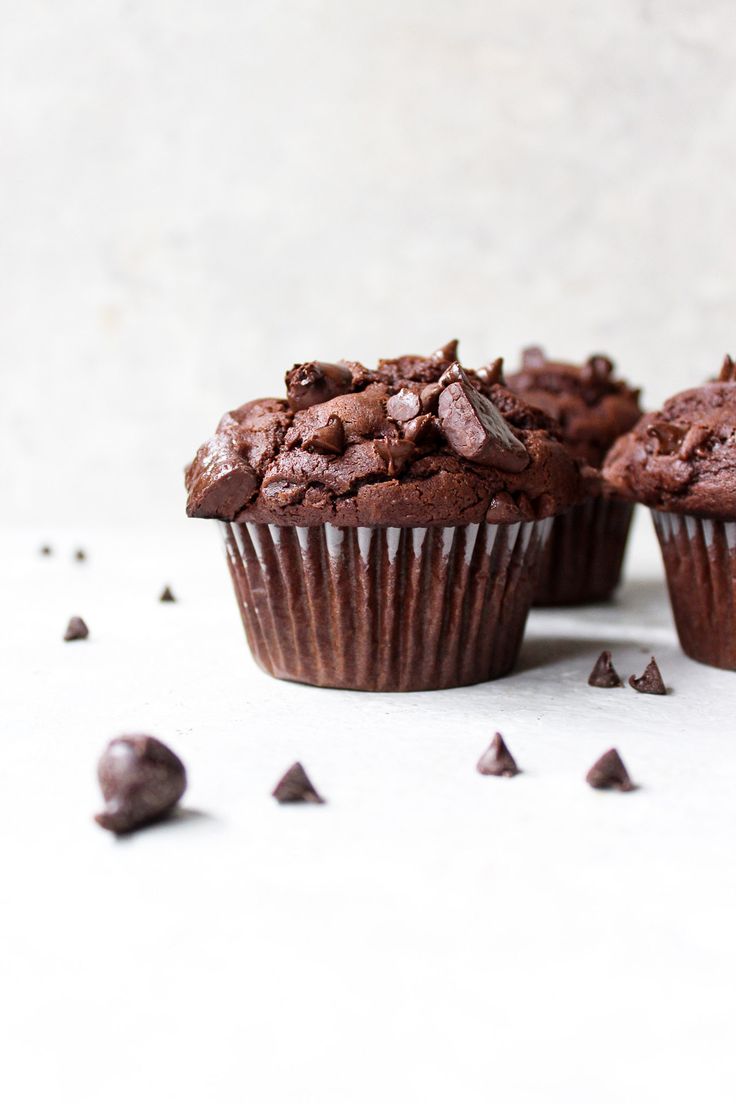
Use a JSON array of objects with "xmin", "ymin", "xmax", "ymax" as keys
[
  {"xmin": 95, "ymin": 735, "xmax": 187, "ymax": 833},
  {"xmin": 588, "ymin": 650, "xmax": 623, "ymax": 688},
  {"xmin": 438, "ymin": 375, "xmax": 530, "ymax": 471},
  {"xmin": 586, "ymin": 748, "xmax": 635, "ymax": 791},
  {"xmin": 647, "ymin": 421, "xmax": 687, "ymax": 455},
  {"xmin": 64, "ymin": 616, "xmax": 89, "ymax": 641},
  {"xmin": 303, "ymin": 415, "xmax": 345, "ymax": 455},
  {"xmin": 159, "ymin": 585, "xmax": 176, "ymax": 603},
  {"xmin": 272, "ymin": 762, "xmax": 325, "ymax": 804},
  {"xmin": 386, "ymin": 388, "xmax": 422, "ymax": 422},
  {"xmin": 185, "ymin": 436, "xmax": 258, "ymax": 519},
  {"xmin": 629, "ymin": 657, "xmax": 667, "ymax": 695},
  {"xmin": 402, "ymin": 413, "xmax": 439, "ymax": 445},
  {"xmin": 376, "ymin": 438, "xmax": 415, "ymax": 477},
  {"xmin": 476, "ymin": 733, "xmax": 520, "ymax": 777},
  {"xmin": 285, "ymin": 361, "xmax": 353, "ymax": 411},
  {"xmin": 719, "ymin": 353, "xmax": 736, "ymax": 382},
  {"xmin": 419, "ymin": 382, "xmax": 443, "ymax": 413}
]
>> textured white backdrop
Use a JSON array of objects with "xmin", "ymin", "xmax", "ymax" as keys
[{"xmin": 3, "ymin": 0, "xmax": 736, "ymax": 524}]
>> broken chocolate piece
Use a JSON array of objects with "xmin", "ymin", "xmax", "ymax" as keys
[
  {"xmin": 629, "ymin": 657, "xmax": 667, "ymax": 695},
  {"xmin": 64, "ymin": 616, "xmax": 89, "ymax": 641},
  {"xmin": 40, "ymin": 545, "xmax": 52, "ymax": 556},
  {"xmin": 419, "ymin": 382, "xmax": 443, "ymax": 413},
  {"xmin": 95, "ymin": 734, "xmax": 187, "ymax": 833},
  {"xmin": 285, "ymin": 361, "xmax": 353, "ymax": 411},
  {"xmin": 272, "ymin": 762, "xmax": 325, "ymax": 804},
  {"xmin": 586, "ymin": 748, "xmax": 635, "ymax": 791},
  {"xmin": 303, "ymin": 415, "xmax": 345, "ymax": 455},
  {"xmin": 476, "ymin": 733, "xmax": 520, "ymax": 777},
  {"xmin": 438, "ymin": 376, "xmax": 529, "ymax": 471},
  {"xmin": 386, "ymin": 388, "xmax": 422, "ymax": 422},
  {"xmin": 719, "ymin": 354, "xmax": 736, "ymax": 382},
  {"xmin": 588, "ymin": 650, "xmax": 623, "ymax": 688},
  {"xmin": 185, "ymin": 436, "xmax": 258, "ymax": 519},
  {"xmin": 376, "ymin": 438, "xmax": 415, "ymax": 477},
  {"xmin": 159, "ymin": 585, "xmax": 176, "ymax": 603}
]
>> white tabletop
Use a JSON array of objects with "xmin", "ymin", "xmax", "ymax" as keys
[{"xmin": 3, "ymin": 510, "xmax": 735, "ymax": 1103}]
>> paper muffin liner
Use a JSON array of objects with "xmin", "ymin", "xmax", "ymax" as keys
[
  {"xmin": 533, "ymin": 496, "xmax": 634, "ymax": 606},
  {"xmin": 652, "ymin": 510, "xmax": 736, "ymax": 670},
  {"xmin": 220, "ymin": 518, "xmax": 553, "ymax": 691}
]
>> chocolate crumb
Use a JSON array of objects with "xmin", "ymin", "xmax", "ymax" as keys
[
  {"xmin": 272, "ymin": 762, "xmax": 325, "ymax": 804},
  {"xmin": 586, "ymin": 748, "xmax": 636, "ymax": 791},
  {"xmin": 588, "ymin": 650, "xmax": 623, "ymax": 688},
  {"xmin": 159, "ymin": 585, "xmax": 176, "ymax": 603},
  {"xmin": 476, "ymin": 733, "xmax": 520, "ymax": 777},
  {"xmin": 64, "ymin": 616, "xmax": 89, "ymax": 641},
  {"xmin": 95, "ymin": 734, "xmax": 187, "ymax": 833},
  {"xmin": 74, "ymin": 548, "xmax": 87, "ymax": 562},
  {"xmin": 40, "ymin": 544, "xmax": 52, "ymax": 556},
  {"xmin": 629, "ymin": 657, "xmax": 667, "ymax": 695}
]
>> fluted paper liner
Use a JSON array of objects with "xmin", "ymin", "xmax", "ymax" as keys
[
  {"xmin": 653, "ymin": 510, "xmax": 736, "ymax": 670},
  {"xmin": 220, "ymin": 519, "xmax": 552, "ymax": 691},
  {"xmin": 534, "ymin": 496, "xmax": 634, "ymax": 606}
]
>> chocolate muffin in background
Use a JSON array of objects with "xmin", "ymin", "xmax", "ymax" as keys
[
  {"xmin": 507, "ymin": 347, "xmax": 642, "ymax": 606},
  {"xmin": 185, "ymin": 342, "xmax": 588, "ymax": 692},
  {"xmin": 603, "ymin": 356, "xmax": 736, "ymax": 671}
]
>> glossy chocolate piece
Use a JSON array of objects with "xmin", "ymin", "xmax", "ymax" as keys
[
  {"xmin": 95, "ymin": 735, "xmax": 187, "ymax": 833},
  {"xmin": 64, "ymin": 616, "xmax": 89, "ymax": 641},
  {"xmin": 586, "ymin": 748, "xmax": 636, "ymax": 792},
  {"xmin": 285, "ymin": 361, "xmax": 353, "ymax": 411},
  {"xmin": 476, "ymin": 733, "xmax": 520, "ymax": 777},
  {"xmin": 437, "ymin": 376, "xmax": 529, "ymax": 471},
  {"xmin": 588, "ymin": 650, "xmax": 623, "ymax": 688}
]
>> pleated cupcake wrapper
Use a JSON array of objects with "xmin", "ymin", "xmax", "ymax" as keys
[
  {"xmin": 534, "ymin": 496, "xmax": 634, "ymax": 607},
  {"xmin": 221, "ymin": 518, "xmax": 553, "ymax": 692},
  {"xmin": 652, "ymin": 510, "xmax": 736, "ymax": 670}
]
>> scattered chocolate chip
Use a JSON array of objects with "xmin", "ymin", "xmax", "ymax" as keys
[
  {"xmin": 303, "ymin": 414, "xmax": 346, "ymax": 455},
  {"xmin": 647, "ymin": 421, "xmax": 686, "ymax": 455},
  {"xmin": 272, "ymin": 762, "xmax": 325, "ymax": 804},
  {"xmin": 719, "ymin": 353, "xmax": 736, "ymax": 382},
  {"xmin": 431, "ymin": 339, "xmax": 459, "ymax": 364},
  {"xmin": 582, "ymin": 353, "xmax": 614, "ymax": 382},
  {"xmin": 376, "ymin": 438, "xmax": 415, "ymax": 477},
  {"xmin": 474, "ymin": 357, "xmax": 505, "ymax": 387},
  {"xmin": 629, "ymin": 657, "xmax": 667, "ymax": 695},
  {"xmin": 40, "ymin": 544, "xmax": 52, "ymax": 556},
  {"xmin": 476, "ymin": 733, "xmax": 520, "ymax": 777},
  {"xmin": 285, "ymin": 361, "xmax": 353, "ymax": 411},
  {"xmin": 64, "ymin": 616, "xmax": 89, "ymax": 641},
  {"xmin": 95, "ymin": 734, "xmax": 188, "ymax": 833},
  {"xmin": 386, "ymin": 388, "xmax": 422, "ymax": 422},
  {"xmin": 74, "ymin": 548, "xmax": 87, "ymax": 562},
  {"xmin": 437, "ymin": 375, "xmax": 530, "ymax": 471},
  {"xmin": 588, "ymin": 650, "xmax": 623, "ymax": 688},
  {"xmin": 586, "ymin": 748, "xmax": 636, "ymax": 791},
  {"xmin": 521, "ymin": 345, "xmax": 546, "ymax": 369},
  {"xmin": 402, "ymin": 413, "xmax": 439, "ymax": 445},
  {"xmin": 419, "ymin": 382, "xmax": 443, "ymax": 413},
  {"xmin": 159, "ymin": 585, "xmax": 176, "ymax": 603},
  {"xmin": 185, "ymin": 436, "xmax": 258, "ymax": 519}
]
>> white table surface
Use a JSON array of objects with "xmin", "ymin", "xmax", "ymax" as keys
[{"xmin": 3, "ymin": 510, "xmax": 735, "ymax": 1103}]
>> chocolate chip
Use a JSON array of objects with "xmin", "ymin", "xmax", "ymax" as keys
[
  {"xmin": 63, "ymin": 616, "xmax": 89, "ymax": 641},
  {"xmin": 586, "ymin": 748, "xmax": 635, "ymax": 791},
  {"xmin": 678, "ymin": 424, "xmax": 710, "ymax": 460},
  {"xmin": 159, "ymin": 585, "xmax": 176, "ymax": 603},
  {"xmin": 272, "ymin": 762, "xmax": 325, "ymax": 804},
  {"xmin": 474, "ymin": 357, "xmax": 505, "ymax": 387},
  {"xmin": 185, "ymin": 436, "xmax": 258, "ymax": 520},
  {"xmin": 438, "ymin": 363, "xmax": 464, "ymax": 388},
  {"xmin": 437, "ymin": 376, "xmax": 529, "ymax": 471},
  {"xmin": 303, "ymin": 414, "xmax": 346, "ymax": 455},
  {"xmin": 719, "ymin": 353, "xmax": 736, "ymax": 382},
  {"xmin": 588, "ymin": 650, "xmax": 623, "ymax": 688},
  {"xmin": 582, "ymin": 354, "xmax": 614, "ymax": 382},
  {"xmin": 95, "ymin": 735, "xmax": 188, "ymax": 833},
  {"xmin": 376, "ymin": 438, "xmax": 415, "ymax": 477},
  {"xmin": 629, "ymin": 657, "xmax": 667, "ymax": 695},
  {"xmin": 476, "ymin": 733, "xmax": 520, "ymax": 777},
  {"xmin": 386, "ymin": 388, "xmax": 422, "ymax": 422},
  {"xmin": 521, "ymin": 346, "xmax": 546, "ymax": 369},
  {"xmin": 74, "ymin": 548, "xmax": 87, "ymax": 562},
  {"xmin": 486, "ymin": 492, "xmax": 524, "ymax": 523},
  {"xmin": 40, "ymin": 544, "xmax": 52, "ymax": 556},
  {"xmin": 402, "ymin": 414, "xmax": 439, "ymax": 445},
  {"xmin": 647, "ymin": 421, "xmax": 687, "ymax": 455},
  {"xmin": 285, "ymin": 361, "xmax": 353, "ymax": 411},
  {"xmin": 431, "ymin": 339, "xmax": 459, "ymax": 364},
  {"xmin": 419, "ymin": 382, "xmax": 443, "ymax": 413}
]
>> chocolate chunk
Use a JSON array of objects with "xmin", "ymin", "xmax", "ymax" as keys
[
  {"xmin": 588, "ymin": 650, "xmax": 623, "ymax": 688},
  {"xmin": 438, "ymin": 363, "xmax": 464, "ymax": 388},
  {"xmin": 159, "ymin": 585, "xmax": 176, "ymax": 603},
  {"xmin": 402, "ymin": 414, "xmax": 439, "ymax": 445},
  {"xmin": 185, "ymin": 436, "xmax": 258, "ymax": 520},
  {"xmin": 40, "ymin": 544, "xmax": 52, "ymax": 556},
  {"xmin": 419, "ymin": 382, "xmax": 443, "ymax": 413},
  {"xmin": 438, "ymin": 376, "xmax": 530, "ymax": 471},
  {"xmin": 95, "ymin": 734, "xmax": 187, "ymax": 833},
  {"xmin": 719, "ymin": 353, "xmax": 736, "ymax": 382},
  {"xmin": 582, "ymin": 354, "xmax": 614, "ymax": 382},
  {"xmin": 386, "ymin": 388, "xmax": 422, "ymax": 422},
  {"xmin": 272, "ymin": 762, "xmax": 325, "ymax": 804},
  {"xmin": 303, "ymin": 415, "xmax": 345, "ymax": 455},
  {"xmin": 629, "ymin": 657, "xmax": 667, "ymax": 695},
  {"xmin": 476, "ymin": 733, "xmax": 520, "ymax": 777},
  {"xmin": 285, "ymin": 361, "xmax": 353, "ymax": 411},
  {"xmin": 474, "ymin": 357, "xmax": 505, "ymax": 387},
  {"xmin": 647, "ymin": 421, "xmax": 687, "ymax": 454},
  {"xmin": 74, "ymin": 548, "xmax": 87, "ymax": 562},
  {"xmin": 376, "ymin": 438, "xmax": 415, "ymax": 477},
  {"xmin": 521, "ymin": 345, "xmax": 546, "ymax": 369},
  {"xmin": 586, "ymin": 748, "xmax": 635, "ymax": 791},
  {"xmin": 64, "ymin": 616, "xmax": 89, "ymax": 641}
]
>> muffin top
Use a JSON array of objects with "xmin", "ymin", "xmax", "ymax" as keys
[
  {"xmin": 506, "ymin": 347, "xmax": 642, "ymax": 467},
  {"xmin": 185, "ymin": 341, "xmax": 592, "ymax": 528},
  {"xmin": 602, "ymin": 357, "xmax": 736, "ymax": 519}
]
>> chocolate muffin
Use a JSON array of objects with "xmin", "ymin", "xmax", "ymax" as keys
[
  {"xmin": 507, "ymin": 347, "xmax": 642, "ymax": 606},
  {"xmin": 186, "ymin": 342, "xmax": 587, "ymax": 691},
  {"xmin": 603, "ymin": 356, "xmax": 736, "ymax": 670}
]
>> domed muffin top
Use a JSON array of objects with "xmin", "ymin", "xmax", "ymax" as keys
[
  {"xmin": 185, "ymin": 342, "xmax": 592, "ymax": 528},
  {"xmin": 507, "ymin": 347, "xmax": 642, "ymax": 468},
  {"xmin": 602, "ymin": 357, "xmax": 736, "ymax": 519}
]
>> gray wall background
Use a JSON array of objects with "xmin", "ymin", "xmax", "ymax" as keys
[{"xmin": 3, "ymin": 0, "xmax": 735, "ymax": 525}]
